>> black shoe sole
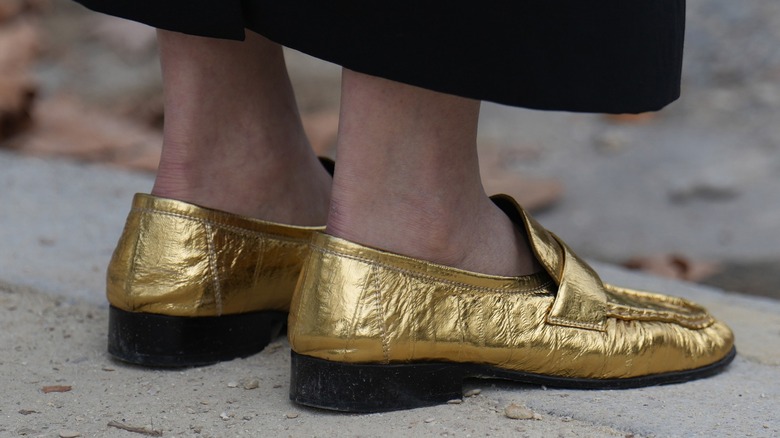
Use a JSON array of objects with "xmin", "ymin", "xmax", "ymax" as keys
[
  {"xmin": 108, "ymin": 306, "xmax": 287, "ymax": 367},
  {"xmin": 290, "ymin": 347, "xmax": 737, "ymax": 413}
]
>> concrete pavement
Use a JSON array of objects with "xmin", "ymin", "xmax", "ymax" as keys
[{"xmin": 1, "ymin": 150, "xmax": 778, "ymax": 437}]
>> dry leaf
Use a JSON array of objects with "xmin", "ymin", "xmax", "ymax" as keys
[
  {"xmin": 0, "ymin": 19, "xmax": 40, "ymax": 72},
  {"xmin": 0, "ymin": 11, "xmax": 40, "ymax": 142},
  {"xmin": 0, "ymin": 0, "xmax": 47, "ymax": 20},
  {"xmin": 0, "ymin": 0, "xmax": 25, "ymax": 23},
  {"xmin": 90, "ymin": 15, "xmax": 156, "ymax": 56},
  {"xmin": 42, "ymin": 385, "xmax": 72, "ymax": 393},
  {"xmin": 107, "ymin": 421, "xmax": 162, "ymax": 437},
  {"xmin": 481, "ymin": 171, "xmax": 564, "ymax": 213},
  {"xmin": 0, "ymin": 74, "xmax": 36, "ymax": 140},
  {"xmin": 479, "ymin": 141, "xmax": 563, "ymax": 212},
  {"xmin": 7, "ymin": 95, "xmax": 162, "ymax": 171},
  {"xmin": 23, "ymin": 0, "xmax": 50, "ymax": 13},
  {"xmin": 623, "ymin": 254, "xmax": 720, "ymax": 282},
  {"xmin": 504, "ymin": 403, "xmax": 540, "ymax": 420},
  {"xmin": 114, "ymin": 92, "xmax": 163, "ymax": 129}
]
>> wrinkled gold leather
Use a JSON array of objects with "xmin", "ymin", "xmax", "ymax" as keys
[
  {"xmin": 108, "ymin": 194, "xmax": 322, "ymax": 317},
  {"xmin": 289, "ymin": 195, "xmax": 734, "ymax": 380}
]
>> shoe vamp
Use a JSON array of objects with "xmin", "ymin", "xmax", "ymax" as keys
[
  {"xmin": 299, "ymin": 286, "xmax": 734, "ymax": 380},
  {"xmin": 603, "ymin": 283, "xmax": 714, "ymax": 329},
  {"xmin": 385, "ymin": 292, "xmax": 734, "ymax": 379}
]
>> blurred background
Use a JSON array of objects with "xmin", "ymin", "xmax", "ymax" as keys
[{"xmin": 2, "ymin": 0, "xmax": 780, "ymax": 299}]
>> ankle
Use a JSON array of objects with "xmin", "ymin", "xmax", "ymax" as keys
[
  {"xmin": 455, "ymin": 202, "xmax": 543, "ymax": 276},
  {"xmin": 327, "ymin": 191, "xmax": 540, "ymax": 276},
  {"xmin": 153, "ymin": 147, "xmax": 331, "ymax": 226},
  {"xmin": 327, "ymin": 194, "xmax": 462, "ymax": 260}
]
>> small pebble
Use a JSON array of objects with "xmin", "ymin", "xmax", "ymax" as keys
[
  {"xmin": 504, "ymin": 403, "xmax": 539, "ymax": 420},
  {"xmin": 219, "ymin": 412, "xmax": 230, "ymax": 420},
  {"xmin": 227, "ymin": 381, "xmax": 238, "ymax": 388},
  {"xmin": 424, "ymin": 417, "xmax": 436, "ymax": 423},
  {"xmin": 242, "ymin": 379, "xmax": 260, "ymax": 390},
  {"xmin": 285, "ymin": 412, "xmax": 300, "ymax": 419},
  {"xmin": 59, "ymin": 431, "xmax": 82, "ymax": 438},
  {"xmin": 464, "ymin": 388, "xmax": 482, "ymax": 397},
  {"xmin": 446, "ymin": 399, "xmax": 463, "ymax": 405}
]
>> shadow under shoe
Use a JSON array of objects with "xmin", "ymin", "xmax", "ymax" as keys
[
  {"xmin": 287, "ymin": 195, "xmax": 736, "ymax": 412},
  {"xmin": 107, "ymin": 193, "xmax": 323, "ymax": 367}
]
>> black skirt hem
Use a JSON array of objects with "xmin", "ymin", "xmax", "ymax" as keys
[{"xmin": 73, "ymin": 0, "xmax": 685, "ymax": 114}]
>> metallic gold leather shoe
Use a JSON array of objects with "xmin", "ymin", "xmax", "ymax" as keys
[
  {"xmin": 288, "ymin": 194, "xmax": 736, "ymax": 412},
  {"xmin": 107, "ymin": 193, "xmax": 323, "ymax": 367}
]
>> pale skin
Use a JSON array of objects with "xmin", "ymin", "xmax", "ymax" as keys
[{"xmin": 153, "ymin": 29, "xmax": 541, "ymax": 277}]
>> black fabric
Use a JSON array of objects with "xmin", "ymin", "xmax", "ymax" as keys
[
  {"xmin": 73, "ymin": 0, "xmax": 685, "ymax": 114},
  {"xmin": 74, "ymin": 0, "xmax": 246, "ymax": 39}
]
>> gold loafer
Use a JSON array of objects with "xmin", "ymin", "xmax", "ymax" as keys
[
  {"xmin": 107, "ymin": 193, "xmax": 322, "ymax": 367},
  {"xmin": 288, "ymin": 194, "xmax": 736, "ymax": 412}
]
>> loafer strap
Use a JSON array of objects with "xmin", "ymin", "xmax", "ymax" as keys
[{"xmin": 492, "ymin": 194, "xmax": 608, "ymax": 331}]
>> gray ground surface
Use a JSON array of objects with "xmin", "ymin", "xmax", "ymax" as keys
[
  {"xmin": 1, "ymin": 0, "xmax": 779, "ymax": 437},
  {"xmin": 1, "ymin": 156, "xmax": 779, "ymax": 436}
]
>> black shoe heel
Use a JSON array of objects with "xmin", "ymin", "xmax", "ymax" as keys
[
  {"xmin": 108, "ymin": 306, "xmax": 286, "ymax": 367},
  {"xmin": 290, "ymin": 351, "xmax": 466, "ymax": 412}
]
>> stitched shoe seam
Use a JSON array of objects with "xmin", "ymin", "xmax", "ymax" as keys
[
  {"xmin": 608, "ymin": 305, "xmax": 713, "ymax": 327},
  {"xmin": 203, "ymin": 223, "xmax": 224, "ymax": 316},
  {"xmin": 608, "ymin": 303, "xmax": 709, "ymax": 321},
  {"xmin": 288, "ymin": 251, "xmax": 312, "ymax": 350},
  {"xmin": 612, "ymin": 287, "xmax": 699, "ymax": 308},
  {"xmin": 546, "ymin": 316, "xmax": 604, "ymax": 331},
  {"xmin": 369, "ymin": 265, "xmax": 391, "ymax": 364},
  {"xmin": 133, "ymin": 207, "xmax": 310, "ymax": 244},
  {"xmin": 608, "ymin": 315, "xmax": 713, "ymax": 330},
  {"xmin": 311, "ymin": 245, "xmax": 555, "ymax": 295},
  {"xmin": 122, "ymin": 215, "xmax": 143, "ymax": 310},
  {"xmin": 130, "ymin": 208, "xmax": 278, "ymax": 316}
]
